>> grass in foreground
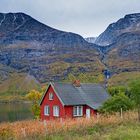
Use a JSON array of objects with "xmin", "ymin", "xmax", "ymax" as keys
[{"xmin": 0, "ymin": 111, "xmax": 139, "ymax": 140}]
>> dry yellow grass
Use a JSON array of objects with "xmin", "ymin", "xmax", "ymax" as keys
[{"xmin": 0, "ymin": 111, "xmax": 138, "ymax": 140}]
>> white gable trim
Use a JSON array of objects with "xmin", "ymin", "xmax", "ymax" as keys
[
  {"xmin": 40, "ymin": 82, "xmax": 65, "ymax": 106},
  {"xmin": 50, "ymin": 82, "xmax": 65, "ymax": 106},
  {"xmin": 40, "ymin": 84, "xmax": 51, "ymax": 105}
]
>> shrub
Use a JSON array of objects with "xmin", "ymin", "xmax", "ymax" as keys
[
  {"xmin": 129, "ymin": 80, "xmax": 140, "ymax": 121},
  {"xmin": 26, "ymin": 90, "xmax": 42, "ymax": 119},
  {"xmin": 108, "ymin": 86, "xmax": 128, "ymax": 96},
  {"xmin": 100, "ymin": 92, "xmax": 134, "ymax": 114}
]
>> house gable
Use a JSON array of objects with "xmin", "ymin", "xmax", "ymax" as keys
[
  {"xmin": 40, "ymin": 83, "xmax": 64, "ymax": 106},
  {"xmin": 40, "ymin": 84, "xmax": 65, "ymax": 120}
]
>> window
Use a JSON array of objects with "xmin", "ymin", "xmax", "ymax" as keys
[
  {"xmin": 44, "ymin": 105, "xmax": 50, "ymax": 116},
  {"xmin": 73, "ymin": 106, "xmax": 83, "ymax": 116},
  {"xmin": 53, "ymin": 106, "xmax": 59, "ymax": 117},
  {"xmin": 49, "ymin": 93, "xmax": 53, "ymax": 100}
]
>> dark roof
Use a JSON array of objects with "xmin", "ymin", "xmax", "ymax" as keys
[{"xmin": 41, "ymin": 82, "xmax": 110, "ymax": 109}]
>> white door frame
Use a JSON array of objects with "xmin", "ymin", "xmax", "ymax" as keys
[{"xmin": 86, "ymin": 109, "xmax": 90, "ymax": 118}]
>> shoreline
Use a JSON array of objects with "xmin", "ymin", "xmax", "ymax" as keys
[{"xmin": 0, "ymin": 100, "xmax": 31, "ymax": 104}]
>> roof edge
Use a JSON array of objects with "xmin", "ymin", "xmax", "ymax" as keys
[
  {"xmin": 51, "ymin": 82, "xmax": 65, "ymax": 106},
  {"xmin": 39, "ymin": 83, "xmax": 51, "ymax": 105}
]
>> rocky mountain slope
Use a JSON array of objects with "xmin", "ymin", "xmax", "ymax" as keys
[
  {"xmin": 105, "ymin": 31, "xmax": 140, "ymax": 73},
  {"xmin": 95, "ymin": 13, "xmax": 140, "ymax": 46},
  {"xmin": 0, "ymin": 13, "xmax": 104, "ymax": 86},
  {"xmin": 0, "ymin": 12, "xmax": 140, "ymax": 98},
  {"xmin": 94, "ymin": 13, "xmax": 140, "ymax": 76},
  {"xmin": 85, "ymin": 37, "xmax": 96, "ymax": 43}
]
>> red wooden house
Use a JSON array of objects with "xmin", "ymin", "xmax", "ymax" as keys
[{"xmin": 40, "ymin": 81, "xmax": 109, "ymax": 120}]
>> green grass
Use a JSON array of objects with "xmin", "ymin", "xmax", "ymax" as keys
[
  {"xmin": 103, "ymin": 122, "xmax": 140, "ymax": 140},
  {"xmin": 26, "ymin": 121, "xmax": 140, "ymax": 140},
  {"xmin": 45, "ymin": 122, "xmax": 140, "ymax": 140}
]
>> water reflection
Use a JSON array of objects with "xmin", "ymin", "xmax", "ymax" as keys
[{"xmin": 0, "ymin": 103, "xmax": 33, "ymax": 122}]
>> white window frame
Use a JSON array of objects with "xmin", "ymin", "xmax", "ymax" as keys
[
  {"xmin": 44, "ymin": 105, "xmax": 50, "ymax": 116},
  {"xmin": 49, "ymin": 92, "xmax": 53, "ymax": 100},
  {"xmin": 73, "ymin": 106, "xmax": 83, "ymax": 117},
  {"xmin": 53, "ymin": 106, "xmax": 59, "ymax": 117}
]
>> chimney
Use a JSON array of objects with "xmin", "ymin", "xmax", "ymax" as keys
[{"xmin": 73, "ymin": 80, "xmax": 81, "ymax": 87}]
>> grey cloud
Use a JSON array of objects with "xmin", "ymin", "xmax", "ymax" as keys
[{"xmin": 0, "ymin": 0, "xmax": 140, "ymax": 37}]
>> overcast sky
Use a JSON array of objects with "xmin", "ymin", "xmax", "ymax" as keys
[{"xmin": 0, "ymin": 0, "xmax": 140, "ymax": 37}]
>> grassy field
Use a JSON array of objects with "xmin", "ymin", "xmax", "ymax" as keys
[{"xmin": 0, "ymin": 111, "xmax": 139, "ymax": 140}]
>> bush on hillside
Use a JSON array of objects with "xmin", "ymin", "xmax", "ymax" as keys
[
  {"xmin": 100, "ymin": 92, "xmax": 134, "ymax": 114},
  {"xmin": 107, "ymin": 86, "xmax": 129, "ymax": 96}
]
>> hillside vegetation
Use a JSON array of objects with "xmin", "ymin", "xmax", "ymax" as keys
[
  {"xmin": 108, "ymin": 71, "xmax": 140, "ymax": 86},
  {"xmin": 1, "ymin": 71, "xmax": 140, "ymax": 102},
  {"xmin": 0, "ymin": 72, "xmax": 41, "ymax": 102}
]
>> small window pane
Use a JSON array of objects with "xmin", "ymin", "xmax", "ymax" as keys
[
  {"xmin": 73, "ymin": 106, "xmax": 76, "ymax": 116},
  {"xmin": 44, "ymin": 105, "xmax": 49, "ymax": 116},
  {"xmin": 79, "ymin": 106, "xmax": 81, "ymax": 115},
  {"xmin": 73, "ymin": 106, "xmax": 83, "ymax": 116},
  {"xmin": 53, "ymin": 106, "xmax": 59, "ymax": 117},
  {"xmin": 49, "ymin": 93, "xmax": 53, "ymax": 100}
]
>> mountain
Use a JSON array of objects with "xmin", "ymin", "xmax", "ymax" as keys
[
  {"xmin": 105, "ymin": 31, "xmax": 140, "ymax": 73},
  {"xmin": 95, "ymin": 13, "xmax": 140, "ymax": 46},
  {"xmin": 85, "ymin": 37, "xmax": 96, "ymax": 43},
  {"xmin": 96, "ymin": 13, "xmax": 140, "ymax": 76},
  {"xmin": 0, "ymin": 12, "xmax": 140, "ymax": 100},
  {"xmin": 0, "ymin": 13, "xmax": 89, "ymax": 46},
  {"xmin": 0, "ymin": 12, "xmax": 104, "ymax": 86}
]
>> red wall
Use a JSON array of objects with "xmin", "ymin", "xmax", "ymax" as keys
[
  {"xmin": 40, "ymin": 85, "xmax": 65, "ymax": 120},
  {"xmin": 64, "ymin": 105, "xmax": 97, "ymax": 118},
  {"xmin": 40, "ymin": 85, "xmax": 97, "ymax": 120}
]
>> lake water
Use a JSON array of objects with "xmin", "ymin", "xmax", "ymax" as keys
[{"xmin": 0, "ymin": 103, "xmax": 33, "ymax": 123}]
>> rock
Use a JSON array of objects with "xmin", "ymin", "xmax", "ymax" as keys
[{"xmin": 0, "ymin": 12, "xmax": 101, "ymax": 83}]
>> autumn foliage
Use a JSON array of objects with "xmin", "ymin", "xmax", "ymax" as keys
[
  {"xmin": 26, "ymin": 90, "xmax": 42, "ymax": 119},
  {"xmin": 0, "ymin": 111, "xmax": 138, "ymax": 140}
]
